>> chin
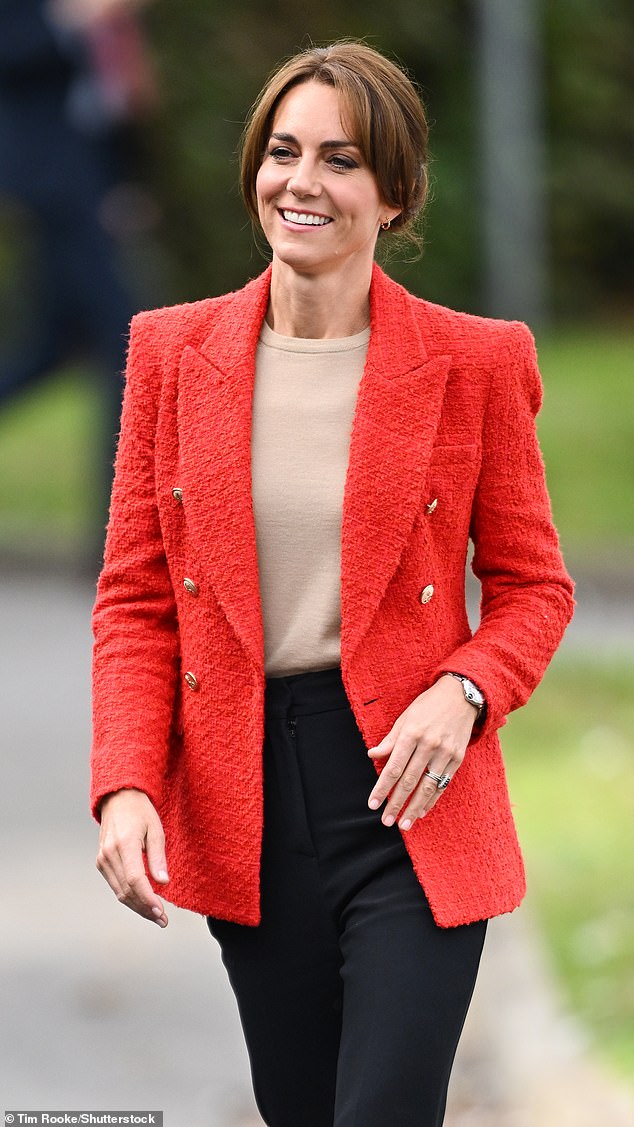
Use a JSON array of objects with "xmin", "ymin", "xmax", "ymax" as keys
[{"xmin": 270, "ymin": 242, "xmax": 330, "ymax": 273}]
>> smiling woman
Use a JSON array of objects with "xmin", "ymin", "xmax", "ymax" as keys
[
  {"xmin": 91, "ymin": 39, "xmax": 574, "ymax": 1127},
  {"xmin": 253, "ymin": 81, "xmax": 398, "ymax": 331},
  {"xmin": 240, "ymin": 41, "xmax": 428, "ymax": 243}
]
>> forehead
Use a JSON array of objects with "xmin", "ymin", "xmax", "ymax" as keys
[{"xmin": 270, "ymin": 80, "xmax": 357, "ymax": 140}]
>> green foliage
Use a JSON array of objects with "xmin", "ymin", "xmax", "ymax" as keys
[
  {"xmin": 138, "ymin": 0, "xmax": 634, "ymax": 316},
  {"xmin": 141, "ymin": 0, "xmax": 478, "ymax": 308},
  {"xmin": 1, "ymin": 2, "xmax": 632, "ymax": 317},
  {"xmin": 544, "ymin": 0, "xmax": 634, "ymax": 314},
  {"xmin": 504, "ymin": 652, "xmax": 634, "ymax": 1077}
]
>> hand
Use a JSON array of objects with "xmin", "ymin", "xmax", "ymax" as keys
[
  {"xmin": 366, "ymin": 675, "xmax": 478, "ymax": 831},
  {"xmin": 96, "ymin": 788, "xmax": 170, "ymax": 927}
]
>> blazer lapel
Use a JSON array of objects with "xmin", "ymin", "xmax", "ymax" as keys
[
  {"xmin": 177, "ymin": 270, "xmax": 272, "ymax": 672},
  {"xmin": 177, "ymin": 263, "xmax": 451, "ymax": 674},
  {"xmin": 340, "ymin": 266, "xmax": 452, "ymax": 663}
]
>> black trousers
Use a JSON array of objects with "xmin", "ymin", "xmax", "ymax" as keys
[{"xmin": 207, "ymin": 666, "xmax": 487, "ymax": 1127}]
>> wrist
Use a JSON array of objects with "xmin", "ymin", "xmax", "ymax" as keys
[
  {"xmin": 440, "ymin": 672, "xmax": 486, "ymax": 722},
  {"xmin": 99, "ymin": 787, "xmax": 148, "ymax": 813}
]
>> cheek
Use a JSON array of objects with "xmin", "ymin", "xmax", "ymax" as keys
[
  {"xmin": 256, "ymin": 164, "xmax": 284, "ymax": 205},
  {"xmin": 349, "ymin": 186, "xmax": 383, "ymax": 229}
]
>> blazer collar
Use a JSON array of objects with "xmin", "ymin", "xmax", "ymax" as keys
[
  {"xmin": 197, "ymin": 261, "xmax": 429, "ymax": 382},
  {"xmin": 178, "ymin": 264, "xmax": 451, "ymax": 672}
]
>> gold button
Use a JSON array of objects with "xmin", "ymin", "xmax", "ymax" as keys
[
  {"xmin": 183, "ymin": 577, "xmax": 199, "ymax": 597},
  {"xmin": 184, "ymin": 671, "xmax": 199, "ymax": 691},
  {"xmin": 420, "ymin": 584, "xmax": 435, "ymax": 604},
  {"xmin": 426, "ymin": 498, "xmax": 438, "ymax": 514},
  {"xmin": 172, "ymin": 487, "xmax": 183, "ymax": 504}
]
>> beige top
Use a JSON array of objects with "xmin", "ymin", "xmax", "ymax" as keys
[{"xmin": 251, "ymin": 320, "xmax": 370, "ymax": 676}]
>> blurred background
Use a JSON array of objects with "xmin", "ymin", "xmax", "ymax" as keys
[{"xmin": 1, "ymin": 0, "xmax": 633, "ymax": 1124}]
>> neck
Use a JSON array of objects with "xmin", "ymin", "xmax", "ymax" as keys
[{"xmin": 266, "ymin": 258, "xmax": 373, "ymax": 338}]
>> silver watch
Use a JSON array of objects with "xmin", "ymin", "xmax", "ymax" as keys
[{"xmin": 444, "ymin": 673, "xmax": 486, "ymax": 719}]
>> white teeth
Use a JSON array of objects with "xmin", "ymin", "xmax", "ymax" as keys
[{"xmin": 282, "ymin": 210, "xmax": 331, "ymax": 226}]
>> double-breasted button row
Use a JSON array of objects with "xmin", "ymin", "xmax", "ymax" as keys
[
  {"xmin": 426, "ymin": 497, "xmax": 438, "ymax": 514},
  {"xmin": 419, "ymin": 584, "xmax": 435, "ymax": 604},
  {"xmin": 184, "ymin": 671, "xmax": 199, "ymax": 692},
  {"xmin": 183, "ymin": 577, "xmax": 199, "ymax": 597},
  {"xmin": 172, "ymin": 486, "xmax": 183, "ymax": 504}
]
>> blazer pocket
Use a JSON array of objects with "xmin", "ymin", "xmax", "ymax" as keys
[
  {"xmin": 416, "ymin": 443, "xmax": 481, "ymax": 527},
  {"xmin": 172, "ymin": 673, "xmax": 184, "ymax": 736}
]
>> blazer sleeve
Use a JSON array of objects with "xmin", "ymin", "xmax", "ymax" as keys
[
  {"xmin": 90, "ymin": 311, "xmax": 179, "ymax": 820},
  {"xmin": 431, "ymin": 321, "xmax": 575, "ymax": 740}
]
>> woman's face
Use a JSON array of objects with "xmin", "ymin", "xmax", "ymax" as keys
[{"xmin": 256, "ymin": 80, "xmax": 396, "ymax": 279}]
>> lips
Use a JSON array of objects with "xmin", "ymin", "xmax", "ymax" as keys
[{"xmin": 280, "ymin": 209, "xmax": 332, "ymax": 226}]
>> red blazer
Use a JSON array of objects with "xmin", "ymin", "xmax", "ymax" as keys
[{"xmin": 91, "ymin": 264, "xmax": 574, "ymax": 928}]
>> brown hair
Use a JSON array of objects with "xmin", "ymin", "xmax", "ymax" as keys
[{"xmin": 240, "ymin": 40, "xmax": 429, "ymax": 245}]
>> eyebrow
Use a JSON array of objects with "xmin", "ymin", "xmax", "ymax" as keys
[{"xmin": 270, "ymin": 131, "xmax": 359, "ymax": 150}]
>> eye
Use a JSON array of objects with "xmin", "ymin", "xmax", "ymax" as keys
[
  {"xmin": 328, "ymin": 155, "xmax": 358, "ymax": 171},
  {"xmin": 268, "ymin": 145, "xmax": 295, "ymax": 161}
]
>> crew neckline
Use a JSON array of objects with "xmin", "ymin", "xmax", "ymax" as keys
[{"xmin": 259, "ymin": 320, "xmax": 371, "ymax": 354}]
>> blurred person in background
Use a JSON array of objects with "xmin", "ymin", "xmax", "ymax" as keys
[
  {"xmin": 0, "ymin": 0, "xmax": 158, "ymax": 563},
  {"xmin": 91, "ymin": 41, "xmax": 574, "ymax": 1127}
]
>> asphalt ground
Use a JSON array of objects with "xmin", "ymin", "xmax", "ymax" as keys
[{"xmin": 2, "ymin": 573, "xmax": 633, "ymax": 1126}]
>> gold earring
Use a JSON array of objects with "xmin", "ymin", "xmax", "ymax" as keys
[{"xmin": 381, "ymin": 217, "xmax": 391, "ymax": 231}]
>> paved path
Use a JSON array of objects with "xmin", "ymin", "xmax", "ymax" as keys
[{"xmin": 2, "ymin": 574, "xmax": 633, "ymax": 1126}]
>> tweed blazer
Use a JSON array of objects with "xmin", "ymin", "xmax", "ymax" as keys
[{"xmin": 91, "ymin": 263, "xmax": 575, "ymax": 928}]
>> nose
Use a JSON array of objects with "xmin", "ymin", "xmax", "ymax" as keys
[{"xmin": 286, "ymin": 155, "xmax": 321, "ymax": 198}]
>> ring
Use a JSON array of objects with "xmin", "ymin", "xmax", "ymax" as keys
[
  {"xmin": 424, "ymin": 770, "xmax": 443, "ymax": 786},
  {"xmin": 424, "ymin": 769, "xmax": 452, "ymax": 791}
]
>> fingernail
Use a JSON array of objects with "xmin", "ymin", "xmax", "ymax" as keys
[
  {"xmin": 157, "ymin": 870, "xmax": 169, "ymax": 882},
  {"xmin": 400, "ymin": 818, "xmax": 412, "ymax": 831},
  {"xmin": 383, "ymin": 814, "xmax": 395, "ymax": 827},
  {"xmin": 151, "ymin": 906, "xmax": 162, "ymax": 917},
  {"xmin": 368, "ymin": 798, "xmax": 380, "ymax": 810}
]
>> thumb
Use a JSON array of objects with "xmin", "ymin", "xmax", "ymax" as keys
[{"xmin": 145, "ymin": 817, "xmax": 169, "ymax": 883}]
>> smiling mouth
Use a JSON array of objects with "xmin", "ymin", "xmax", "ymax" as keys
[{"xmin": 280, "ymin": 209, "xmax": 332, "ymax": 227}]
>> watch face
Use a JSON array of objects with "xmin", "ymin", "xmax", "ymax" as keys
[{"xmin": 463, "ymin": 680, "xmax": 484, "ymax": 706}]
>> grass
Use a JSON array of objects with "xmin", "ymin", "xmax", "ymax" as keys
[
  {"xmin": 0, "ymin": 368, "xmax": 101, "ymax": 558},
  {"xmin": 504, "ymin": 650, "xmax": 634, "ymax": 1080},
  {"xmin": 534, "ymin": 326, "xmax": 634, "ymax": 562}
]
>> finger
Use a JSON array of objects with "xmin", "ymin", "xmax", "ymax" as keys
[
  {"xmin": 122, "ymin": 870, "xmax": 169, "ymax": 926},
  {"xmin": 118, "ymin": 840, "xmax": 169, "ymax": 925},
  {"xmin": 145, "ymin": 820, "xmax": 169, "ymax": 884},
  {"xmin": 380, "ymin": 751, "xmax": 438, "ymax": 826},
  {"xmin": 96, "ymin": 849, "xmax": 125, "ymax": 902},
  {"xmin": 399, "ymin": 761, "xmax": 457, "ymax": 829},
  {"xmin": 367, "ymin": 736, "xmax": 419, "ymax": 816},
  {"xmin": 96, "ymin": 830, "xmax": 131, "ymax": 899},
  {"xmin": 97, "ymin": 835, "xmax": 168, "ymax": 926},
  {"xmin": 399, "ymin": 775, "xmax": 444, "ymax": 828},
  {"xmin": 367, "ymin": 732, "xmax": 397, "ymax": 759},
  {"xmin": 387, "ymin": 755, "xmax": 445, "ymax": 823}
]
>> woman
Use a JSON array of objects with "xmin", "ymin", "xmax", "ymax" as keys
[{"xmin": 92, "ymin": 41, "xmax": 574, "ymax": 1127}]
